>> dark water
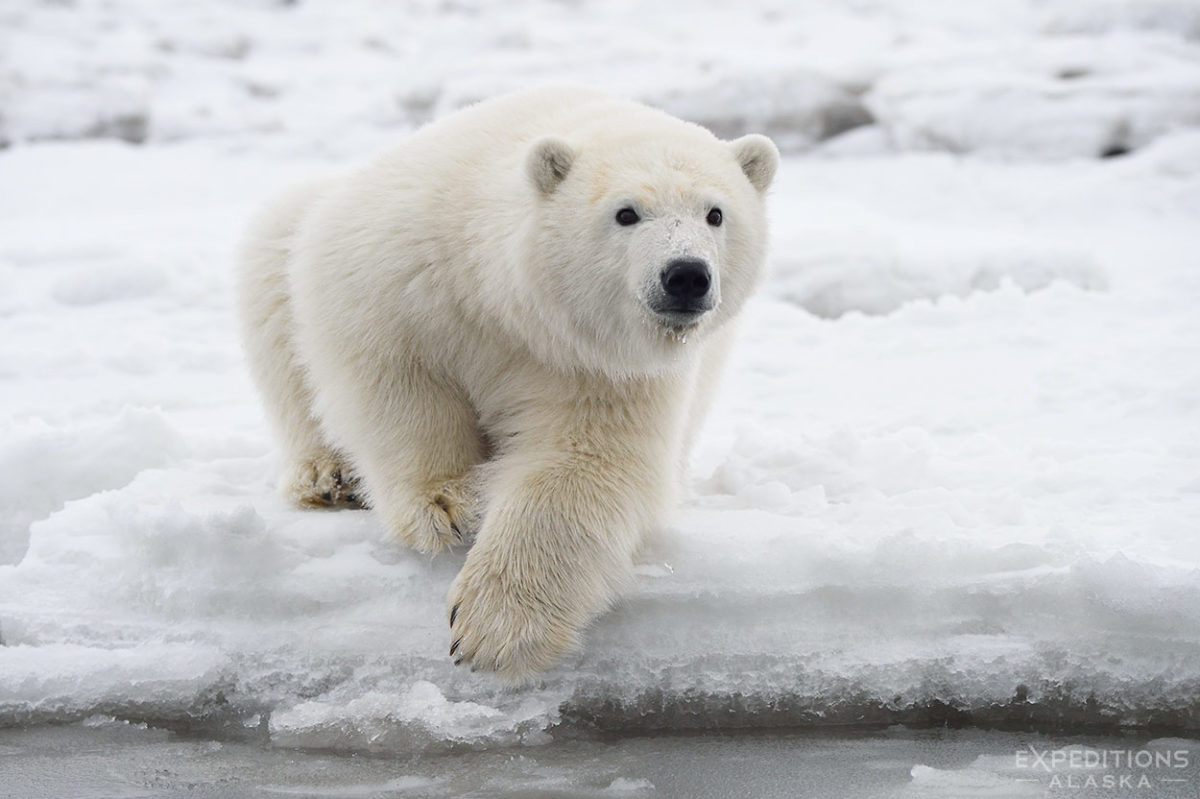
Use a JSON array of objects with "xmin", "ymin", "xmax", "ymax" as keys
[{"xmin": 1, "ymin": 722, "xmax": 1197, "ymax": 798}]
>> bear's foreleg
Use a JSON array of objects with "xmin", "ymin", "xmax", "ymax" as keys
[
  {"xmin": 445, "ymin": 402, "xmax": 675, "ymax": 681},
  {"xmin": 328, "ymin": 361, "xmax": 486, "ymax": 554}
]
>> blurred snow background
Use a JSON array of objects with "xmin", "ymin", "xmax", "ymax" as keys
[{"xmin": 1, "ymin": 0, "xmax": 1199, "ymax": 764}]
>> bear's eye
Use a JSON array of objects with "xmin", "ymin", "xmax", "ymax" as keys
[
  {"xmin": 706, "ymin": 208, "xmax": 723, "ymax": 227},
  {"xmin": 615, "ymin": 207, "xmax": 641, "ymax": 226}
]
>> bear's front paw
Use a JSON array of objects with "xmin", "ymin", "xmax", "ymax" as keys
[
  {"xmin": 382, "ymin": 479, "xmax": 478, "ymax": 555},
  {"xmin": 286, "ymin": 452, "xmax": 363, "ymax": 509},
  {"xmin": 446, "ymin": 550, "xmax": 579, "ymax": 681}
]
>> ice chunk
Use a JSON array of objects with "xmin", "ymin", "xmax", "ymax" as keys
[
  {"xmin": 269, "ymin": 682, "xmax": 558, "ymax": 753},
  {"xmin": 772, "ymin": 244, "xmax": 1108, "ymax": 319},
  {"xmin": 866, "ymin": 38, "xmax": 1200, "ymax": 159},
  {"xmin": 648, "ymin": 71, "xmax": 872, "ymax": 154},
  {"xmin": 0, "ymin": 409, "xmax": 186, "ymax": 565}
]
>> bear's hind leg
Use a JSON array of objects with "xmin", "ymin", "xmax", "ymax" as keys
[{"xmin": 237, "ymin": 180, "xmax": 360, "ymax": 509}]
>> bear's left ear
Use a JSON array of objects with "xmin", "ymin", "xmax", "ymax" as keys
[
  {"xmin": 729, "ymin": 134, "xmax": 779, "ymax": 193},
  {"xmin": 527, "ymin": 137, "xmax": 576, "ymax": 196}
]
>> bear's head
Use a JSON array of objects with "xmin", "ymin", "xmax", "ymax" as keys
[{"xmin": 521, "ymin": 122, "xmax": 778, "ymax": 378}]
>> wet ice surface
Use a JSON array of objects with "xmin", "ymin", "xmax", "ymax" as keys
[
  {"xmin": 2, "ymin": 0, "xmax": 1200, "ymax": 775},
  {"xmin": 3, "ymin": 722, "xmax": 1198, "ymax": 799}
]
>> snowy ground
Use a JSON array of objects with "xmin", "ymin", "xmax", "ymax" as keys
[{"xmin": 2, "ymin": 0, "xmax": 1200, "ymax": 787}]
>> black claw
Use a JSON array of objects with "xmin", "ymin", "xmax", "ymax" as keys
[
  {"xmin": 449, "ymin": 522, "xmax": 463, "ymax": 541},
  {"xmin": 345, "ymin": 493, "xmax": 358, "ymax": 504},
  {"xmin": 320, "ymin": 491, "xmax": 332, "ymax": 502},
  {"xmin": 449, "ymin": 638, "xmax": 460, "ymax": 656},
  {"xmin": 453, "ymin": 657, "xmax": 464, "ymax": 667},
  {"xmin": 449, "ymin": 604, "xmax": 459, "ymax": 627}
]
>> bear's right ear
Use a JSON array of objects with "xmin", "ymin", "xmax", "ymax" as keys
[{"xmin": 527, "ymin": 137, "xmax": 576, "ymax": 196}]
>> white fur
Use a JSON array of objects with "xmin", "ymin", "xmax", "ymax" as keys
[{"xmin": 236, "ymin": 87, "xmax": 778, "ymax": 681}]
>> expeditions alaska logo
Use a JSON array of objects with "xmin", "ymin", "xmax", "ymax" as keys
[{"xmin": 1015, "ymin": 744, "xmax": 1192, "ymax": 791}]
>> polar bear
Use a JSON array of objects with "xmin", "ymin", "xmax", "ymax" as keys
[{"xmin": 237, "ymin": 87, "xmax": 778, "ymax": 680}]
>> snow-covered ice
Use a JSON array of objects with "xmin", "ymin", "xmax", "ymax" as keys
[{"xmin": 2, "ymin": 0, "xmax": 1200, "ymax": 760}]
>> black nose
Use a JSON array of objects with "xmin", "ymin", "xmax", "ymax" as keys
[{"xmin": 661, "ymin": 259, "xmax": 711, "ymax": 301}]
